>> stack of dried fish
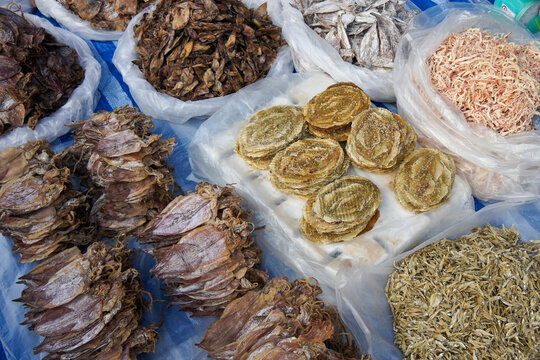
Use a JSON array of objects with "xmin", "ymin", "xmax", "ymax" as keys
[
  {"xmin": 138, "ymin": 182, "xmax": 267, "ymax": 316},
  {"xmin": 134, "ymin": 0, "xmax": 284, "ymax": 101},
  {"xmin": 300, "ymin": 176, "xmax": 381, "ymax": 244},
  {"xmin": 58, "ymin": 0, "xmax": 154, "ymax": 31},
  {"xmin": 16, "ymin": 242, "xmax": 157, "ymax": 359},
  {"xmin": 394, "ymin": 148, "xmax": 455, "ymax": 213},
  {"xmin": 0, "ymin": 140, "xmax": 93, "ymax": 263},
  {"xmin": 387, "ymin": 225, "xmax": 539, "ymax": 359},
  {"xmin": 270, "ymin": 138, "xmax": 350, "ymax": 198},
  {"xmin": 0, "ymin": 8, "xmax": 84, "ymax": 136},
  {"xmin": 62, "ymin": 106, "xmax": 176, "ymax": 237},
  {"xmin": 199, "ymin": 277, "xmax": 367, "ymax": 359},
  {"xmin": 290, "ymin": 0, "xmax": 418, "ymax": 69},
  {"xmin": 346, "ymin": 108, "xmax": 416, "ymax": 172},
  {"xmin": 235, "ymin": 105, "xmax": 306, "ymax": 170},
  {"xmin": 304, "ymin": 82, "xmax": 370, "ymax": 141}
]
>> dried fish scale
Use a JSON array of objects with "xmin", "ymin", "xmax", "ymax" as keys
[
  {"xmin": 138, "ymin": 182, "xmax": 267, "ymax": 316},
  {"xmin": 290, "ymin": 0, "xmax": 418, "ymax": 70},
  {"xmin": 199, "ymin": 277, "xmax": 366, "ymax": 359},
  {"xmin": 16, "ymin": 242, "xmax": 157, "ymax": 359},
  {"xmin": 133, "ymin": 0, "xmax": 284, "ymax": 101},
  {"xmin": 386, "ymin": 225, "xmax": 539, "ymax": 359},
  {"xmin": 346, "ymin": 107, "xmax": 416, "ymax": 172},
  {"xmin": 394, "ymin": 148, "xmax": 455, "ymax": 213},
  {"xmin": 0, "ymin": 8, "xmax": 84, "ymax": 137}
]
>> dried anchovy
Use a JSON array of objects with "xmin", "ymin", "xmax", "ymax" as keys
[
  {"xmin": 57, "ymin": 0, "xmax": 154, "ymax": 31},
  {"xmin": 199, "ymin": 277, "xmax": 368, "ymax": 359},
  {"xmin": 386, "ymin": 225, "xmax": 540, "ymax": 359},
  {"xmin": 16, "ymin": 242, "xmax": 157, "ymax": 359},
  {"xmin": 60, "ymin": 106, "xmax": 177, "ymax": 238},
  {"xmin": 0, "ymin": 140, "xmax": 94, "ymax": 263},
  {"xmin": 134, "ymin": 0, "xmax": 284, "ymax": 101},
  {"xmin": 0, "ymin": 8, "xmax": 84, "ymax": 136},
  {"xmin": 291, "ymin": 0, "xmax": 418, "ymax": 69},
  {"xmin": 138, "ymin": 181, "xmax": 268, "ymax": 316}
]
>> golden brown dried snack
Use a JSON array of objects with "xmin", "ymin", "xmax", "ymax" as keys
[
  {"xmin": 346, "ymin": 108, "xmax": 417, "ymax": 172},
  {"xmin": 394, "ymin": 148, "xmax": 455, "ymax": 213},
  {"xmin": 304, "ymin": 82, "xmax": 370, "ymax": 141},
  {"xmin": 235, "ymin": 105, "xmax": 306, "ymax": 170},
  {"xmin": 269, "ymin": 138, "xmax": 349, "ymax": 198}
]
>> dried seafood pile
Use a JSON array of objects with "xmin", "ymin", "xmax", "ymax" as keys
[
  {"xmin": 0, "ymin": 8, "xmax": 84, "ymax": 136},
  {"xmin": 386, "ymin": 225, "xmax": 540, "ymax": 359},
  {"xmin": 61, "ymin": 106, "xmax": 176, "ymax": 237},
  {"xmin": 199, "ymin": 277, "xmax": 368, "ymax": 359},
  {"xmin": 290, "ymin": 0, "xmax": 419, "ymax": 69},
  {"xmin": 300, "ymin": 176, "xmax": 381, "ymax": 243},
  {"xmin": 16, "ymin": 242, "xmax": 157, "ymax": 359},
  {"xmin": 58, "ymin": 0, "xmax": 154, "ymax": 31},
  {"xmin": 134, "ymin": 0, "xmax": 284, "ymax": 101},
  {"xmin": 0, "ymin": 141, "xmax": 93, "ymax": 263},
  {"xmin": 138, "ymin": 182, "xmax": 267, "ymax": 316},
  {"xmin": 394, "ymin": 148, "xmax": 455, "ymax": 213}
]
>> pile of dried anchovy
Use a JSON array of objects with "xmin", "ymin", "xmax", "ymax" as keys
[
  {"xmin": 138, "ymin": 181, "xmax": 268, "ymax": 316},
  {"xmin": 58, "ymin": 0, "xmax": 154, "ymax": 31},
  {"xmin": 0, "ymin": 8, "xmax": 84, "ymax": 136},
  {"xmin": 134, "ymin": 0, "xmax": 284, "ymax": 101},
  {"xmin": 386, "ymin": 225, "xmax": 539, "ymax": 359},
  {"xmin": 17, "ymin": 242, "xmax": 157, "ymax": 359},
  {"xmin": 199, "ymin": 277, "xmax": 367, "ymax": 359},
  {"xmin": 0, "ymin": 141, "xmax": 93, "ymax": 263},
  {"xmin": 61, "ymin": 106, "xmax": 176, "ymax": 237},
  {"xmin": 290, "ymin": 0, "xmax": 418, "ymax": 69}
]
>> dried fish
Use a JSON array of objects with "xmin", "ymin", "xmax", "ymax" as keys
[
  {"xmin": 290, "ymin": 0, "xmax": 418, "ymax": 70},
  {"xmin": 138, "ymin": 182, "xmax": 267, "ymax": 316},
  {"xmin": 386, "ymin": 225, "xmax": 539, "ymax": 359},
  {"xmin": 57, "ymin": 0, "xmax": 154, "ymax": 31},
  {"xmin": 199, "ymin": 277, "xmax": 367, "ymax": 359},
  {"xmin": 134, "ymin": 0, "xmax": 284, "ymax": 101},
  {"xmin": 16, "ymin": 242, "xmax": 157, "ymax": 359},
  {"xmin": 0, "ymin": 8, "xmax": 84, "ymax": 136}
]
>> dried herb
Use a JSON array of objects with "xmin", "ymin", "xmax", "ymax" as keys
[
  {"xmin": 199, "ymin": 277, "xmax": 367, "ymax": 359},
  {"xmin": 386, "ymin": 225, "xmax": 540, "ymax": 359},
  {"xmin": 134, "ymin": 0, "xmax": 284, "ymax": 101},
  {"xmin": 16, "ymin": 242, "xmax": 157, "ymax": 359},
  {"xmin": 0, "ymin": 8, "xmax": 84, "ymax": 136},
  {"xmin": 58, "ymin": 0, "xmax": 154, "ymax": 31},
  {"xmin": 138, "ymin": 182, "xmax": 268, "ymax": 316}
]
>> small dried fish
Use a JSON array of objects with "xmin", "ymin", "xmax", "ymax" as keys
[{"xmin": 290, "ymin": 0, "xmax": 418, "ymax": 69}]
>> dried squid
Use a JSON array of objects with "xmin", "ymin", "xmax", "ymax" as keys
[
  {"xmin": 138, "ymin": 182, "xmax": 268, "ymax": 316},
  {"xmin": 16, "ymin": 242, "xmax": 157, "ymax": 359},
  {"xmin": 0, "ymin": 8, "xmax": 84, "ymax": 136}
]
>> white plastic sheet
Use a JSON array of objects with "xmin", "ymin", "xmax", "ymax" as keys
[
  {"xmin": 0, "ymin": 0, "xmax": 33, "ymax": 12},
  {"xmin": 34, "ymin": 0, "xmax": 123, "ymax": 41},
  {"xmin": 394, "ymin": 3, "xmax": 540, "ymax": 202},
  {"xmin": 275, "ymin": 0, "xmax": 419, "ymax": 102},
  {"xmin": 0, "ymin": 13, "xmax": 101, "ymax": 152},
  {"xmin": 189, "ymin": 72, "xmax": 475, "ymax": 294},
  {"xmin": 336, "ymin": 198, "xmax": 540, "ymax": 360},
  {"xmin": 113, "ymin": 1, "xmax": 294, "ymax": 124}
]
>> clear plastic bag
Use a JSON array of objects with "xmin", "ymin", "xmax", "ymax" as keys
[
  {"xmin": 275, "ymin": 0, "xmax": 419, "ymax": 102},
  {"xmin": 189, "ymin": 71, "xmax": 475, "ymax": 296},
  {"xmin": 0, "ymin": 13, "xmax": 101, "ymax": 152},
  {"xmin": 112, "ymin": 1, "xmax": 294, "ymax": 124},
  {"xmin": 0, "ymin": 0, "xmax": 34, "ymax": 12},
  {"xmin": 34, "ymin": 0, "xmax": 123, "ymax": 41},
  {"xmin": 394, "ymin": 3, "xmax": 540, "ymax": 202},
  {"xmin": 336, "ymin": 199, "xmax": 540, "ymax": 360}
]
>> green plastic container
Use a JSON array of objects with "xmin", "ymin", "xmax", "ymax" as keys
[{"xmin": 494, "ymin": 0, "xmax": 540, "ymax": 33}]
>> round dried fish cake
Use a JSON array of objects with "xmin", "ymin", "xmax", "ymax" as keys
[
  {"xmin": 346, "ymin": 108, "xmax": 417, "ymax": 173},
  {"xmin": 394, "ymin": 148, "xmax": 456, "ymax": 213},
  {"xmin": 236, "ymin": 106, "xmax": 306, "ymax": 169},
  {"xmin": 308, "ymin": 123, "xmax": 351, "ymax": 142},
  {"xmin": 269, "ymin": 138, "xmax": 349, "ymax": 198}
]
